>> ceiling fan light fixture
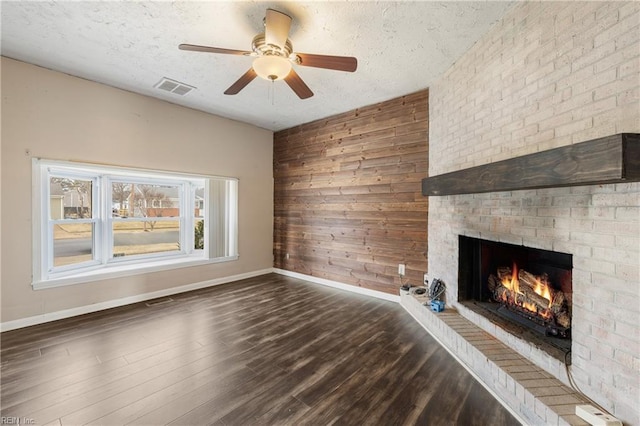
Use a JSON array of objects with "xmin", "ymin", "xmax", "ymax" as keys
[{"xmin": 252, "ymin": 55, "xmax": 292, "ymax": 81}]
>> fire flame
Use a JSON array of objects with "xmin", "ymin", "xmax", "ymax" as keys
[
  {"xmin": 501, "ymin": 263, "xmax": 521, "ymax": 294},
  {"xmin": 534, "ymin": 278, "xmax": 552, "ymax": 307},
  {"xmin": 500, "ymin": 262, "xmax": 553, "ymax": 315}
]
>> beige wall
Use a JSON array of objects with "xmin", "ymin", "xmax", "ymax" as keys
[
  {"xmin": 1, "ymin": 57, "xmax": 274, "ymax": 324},
  {"xmin": 428, "ymin": 2, "xmax": 639, "ymax": 424}
]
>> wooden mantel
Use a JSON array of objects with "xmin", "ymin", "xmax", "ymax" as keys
[{"xmin": 422, "ymin": 133, "xmax": 640, "ymax": 196}]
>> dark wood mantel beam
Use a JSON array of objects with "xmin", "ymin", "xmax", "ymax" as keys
[{"xmin": 422, "ymin": 133, "xmax": 639, "ymax": 196}]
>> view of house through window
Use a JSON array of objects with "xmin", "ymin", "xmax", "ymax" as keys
[
  {"xmin": 35, "ymin": 159, "xmax": 238, "ymax": 288},
  {"xmin": 50, "ymin": 176, "xmax": 96, "ymax": 268},
  {"xmin": 110, "ymin": 182, "xmax": 183, "ymax": 260}
]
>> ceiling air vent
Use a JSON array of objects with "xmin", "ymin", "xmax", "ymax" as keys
[{"xmin": 154, "ymin": 77, "xmax": 195, "ymax": 96}]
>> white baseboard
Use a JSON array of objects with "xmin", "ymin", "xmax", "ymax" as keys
[
  {"xmin": 2, "ymin": 268, "xmax": 399, "ymax": 332},
  {"xmin": 273, "ymin": 268, "xmax": 400, "ymax": 303},
  {"xmin": 0, "ymin": 268, "xmax": 273, "ymax": 332}
]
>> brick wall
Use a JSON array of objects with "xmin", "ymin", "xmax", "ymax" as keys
[{"xmin": 428, "ymin": 2, "xmax": 639, "ymax": 424}]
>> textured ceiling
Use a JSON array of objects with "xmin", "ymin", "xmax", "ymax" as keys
[{"xmin": 1, "ymin": 1, "xmax": 513, "ymax": 131}]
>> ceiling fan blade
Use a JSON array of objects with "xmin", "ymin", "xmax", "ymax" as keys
[
  {"xmin": 295, "ymin": 53, "xmax": 357, "ymax": 72},
  {"xmin": 284, "ymin": 69, "xmax": 313, "ymax": 99},
  {"xmin": 179, "ymin": 44, "xmax": 251, "ymax": 56},
  {"xmin": 224, "ymin": 68, "xmax": 258, "ymax": 95},
  {"xmin": 265, "ymin": 9, "xmax": 292, "ymax": 49}
]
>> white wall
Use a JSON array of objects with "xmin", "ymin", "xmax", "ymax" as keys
[
  {"xmin": 428, "ymin": 2, "xmax": 639, "ymax": 424},
  {"xmin": 1, "ymin": 57, "xmax": 274, "ymax": 324}
]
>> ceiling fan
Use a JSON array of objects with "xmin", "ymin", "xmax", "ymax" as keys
[{"xmin": 179, "ymin": 9, "xmax": 357, "ymax": 99}]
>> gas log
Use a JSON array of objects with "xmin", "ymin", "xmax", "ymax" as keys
[
  {"xmin": 487, "ymin": 267, "xmax": 570, "ymax": 328},
  {"xmin": 556, "ymin": 312, "xmax": 570, "ymax": 329},
  {"xmin": 550, "ymin": 292, "xmax": 566, "ymax": 315}
]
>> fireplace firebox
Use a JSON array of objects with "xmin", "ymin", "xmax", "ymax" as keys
[{"xmin": 458, "ymin": 236, "xmax": 572, "ymax": 361}]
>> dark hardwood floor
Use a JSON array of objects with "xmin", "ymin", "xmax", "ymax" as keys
[{"xmin": 1, "ymin": 274, "xmax": 519, "ymax": 425}]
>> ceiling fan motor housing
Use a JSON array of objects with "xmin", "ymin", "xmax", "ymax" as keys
[{"xmin": 251, "ymin": 34, "xmax": 296, "ymax": 61}]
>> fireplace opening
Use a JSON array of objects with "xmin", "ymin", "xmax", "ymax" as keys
[{"xmin": 458, "ymin": 236, "xmax": 572, "ymax": 361}]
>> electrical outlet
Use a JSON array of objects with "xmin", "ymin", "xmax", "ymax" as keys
[
  {"xmin": 398, "ymin": 264, "xmax": 406, "ymax": 276},
  {"xmin": 423, "ymin": 273, "xmax": 429, "ymax": 286},
  {"xmin": 285, "ymin": 253, "xmax": 290, "ymax": 260},
  {"xmin": 576, "ymin": 405, "xmax": 621, "ymax": 426}
]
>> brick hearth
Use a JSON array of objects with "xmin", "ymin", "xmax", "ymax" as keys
[{"xmin": 401, "ymin": 290, "xmax": 589, "ymax": 425}]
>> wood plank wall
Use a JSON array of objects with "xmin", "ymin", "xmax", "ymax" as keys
[{"xmin": 273, "ymin": 90, "xmax": 428, "ymax": 295}]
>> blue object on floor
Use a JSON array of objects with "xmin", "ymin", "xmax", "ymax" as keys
[{"xmin": 430, "ymin": 300, "xmax": 445, "ymax": 312}]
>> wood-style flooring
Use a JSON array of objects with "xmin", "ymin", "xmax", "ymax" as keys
[{"xmin": 1, "ymin": 274, "xmax": 519, "ymax": 425}]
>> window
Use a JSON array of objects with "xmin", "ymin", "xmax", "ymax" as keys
[{"xmin": 33, "ymin": 159, "xmax": 238, "ymax": 289}]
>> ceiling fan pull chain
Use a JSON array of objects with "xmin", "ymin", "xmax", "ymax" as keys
[{"xmin": 270, "ymin": 79, "xmax": 275, "ymax": 106}]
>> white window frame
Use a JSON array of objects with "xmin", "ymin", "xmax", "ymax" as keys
[{"xmin": 33, "ymin": 159, "xmax": 239, "ymax": 289}]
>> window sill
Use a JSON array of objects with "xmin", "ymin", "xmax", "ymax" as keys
[{"xmin": 32, "ymin": 255, "xmax": 239, "ymax": 290}]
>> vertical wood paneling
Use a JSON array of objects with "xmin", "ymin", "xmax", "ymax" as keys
[{"xmin": 273, "ymin": 90, "xmax": 428, "ymax": 295}]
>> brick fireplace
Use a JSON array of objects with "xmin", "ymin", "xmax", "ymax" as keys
[
  {"xmin": 420, "ymin": 2, "xmax": 639, "ymax": 425},
  {"xmin": 458, "ymin": 235, "xmax": 573, "ymax": 360}
]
